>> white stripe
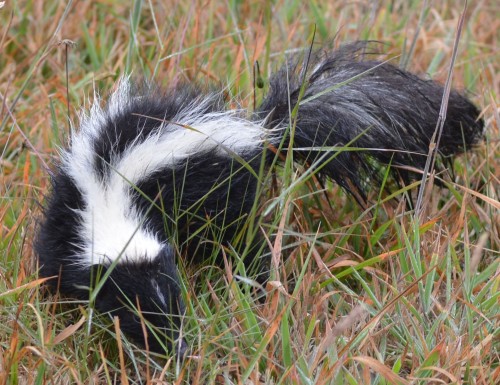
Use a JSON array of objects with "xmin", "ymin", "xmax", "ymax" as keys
[
  {"xmin": 64, "ymin": 79, "xmax": 268, "ymax": 266},
  {"xmin": 115, "ymin": 112, "xmax": 265, "ymax": 183}
]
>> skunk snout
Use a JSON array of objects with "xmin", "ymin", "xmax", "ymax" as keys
[
  {"xmin": 175, "ymin": 338, "xmax": 189, "ymax": 358},
  {"xmin": 147, "ymin": 328, "xmax": 188, "ymax": 357}
]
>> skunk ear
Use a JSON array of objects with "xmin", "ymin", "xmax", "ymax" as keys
[
  {"xmin": 157, "ymin": 245, "xmax": 177, "ymax": 269},
  {"xmin": 156, "ymin": 245, "xmax": 183, "ymax": 290}
]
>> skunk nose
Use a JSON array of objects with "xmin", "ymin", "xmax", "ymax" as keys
[{"xmin": 175, "ymin": 338, "xmax": 188, "ymax": 358}]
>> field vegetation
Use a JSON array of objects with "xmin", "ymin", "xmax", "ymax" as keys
[{"xmin": 1, "ymin": 1, "xmax": 498, "ymax": 384}]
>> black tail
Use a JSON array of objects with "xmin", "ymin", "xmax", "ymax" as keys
[{"xmin": 258, "ymin": 42, "xmax": 484, "ymax": 199}]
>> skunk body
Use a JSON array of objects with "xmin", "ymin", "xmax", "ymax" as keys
[{"xmin": 35, "ymin": 42, "xmax": 484, "ymax": 355}]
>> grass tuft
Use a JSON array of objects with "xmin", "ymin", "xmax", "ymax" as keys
[{"xmin": 1, "ymin": 1, "xmax": 498, "ymax": 384}]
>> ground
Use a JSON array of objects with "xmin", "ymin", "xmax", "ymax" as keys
[{"xmin": 0, "ymin": 1, "xmax": 499, "ymax": 384}]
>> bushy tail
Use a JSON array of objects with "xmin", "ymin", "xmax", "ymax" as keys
[{"xmin": 258, "ymin": 42, "xmax": 484, "ymax": 200}]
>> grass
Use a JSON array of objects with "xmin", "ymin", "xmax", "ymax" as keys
[{"xmin": 1, "ymin": 0, "xmax": 499, "ymax": 384}]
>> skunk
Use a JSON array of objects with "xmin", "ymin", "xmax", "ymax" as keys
[{"xmin": 35, "ymin": 42, "xmax": 484, "ymax": 356}]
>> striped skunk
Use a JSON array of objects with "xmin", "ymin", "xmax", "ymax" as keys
[{"xmin": 35, "ymin": 42, "xmax": 484, "ymax": 356}]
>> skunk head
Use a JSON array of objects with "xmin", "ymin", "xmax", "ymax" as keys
[{"xmin": 93, "ymin": 245, "xmax": 187, "ymax": 356}]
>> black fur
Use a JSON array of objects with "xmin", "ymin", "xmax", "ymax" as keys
[
  {"xmin": 35, "ymin": 42, "xmax": 484, "ymax": 356},
  {"xmin": 258, "ymin": 42, "xmax": 483, "ymax": 196}
]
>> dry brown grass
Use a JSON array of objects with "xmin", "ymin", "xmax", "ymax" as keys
[{"xmin": 1, "ymin": 1, "xmax": 498, "ymax": 384}]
